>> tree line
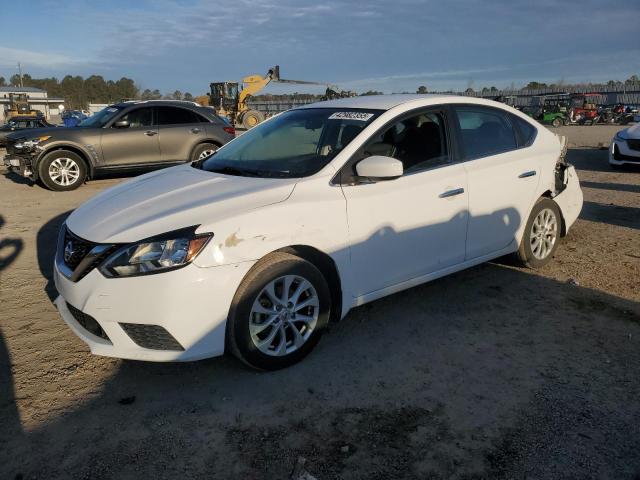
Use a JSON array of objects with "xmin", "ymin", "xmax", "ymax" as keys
[
  {"xmin": 1, "ymin": 72, "xmax": 638, "ymax": 109},
  {"xmin": 0, "ymin": 73, "xmax": 196, "ymax": 109}
]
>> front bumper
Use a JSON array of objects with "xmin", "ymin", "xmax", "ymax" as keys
[
  {"xmin": 54, "ymin": 258, "xmax": 254, "ymax": 361},
  {"xmin": 609, "ymin": 139, "xmax": 640, "ymax": 165},
  {"xmin": 3, "ymin": 153, "xmax": 36, "ymax": 178}
]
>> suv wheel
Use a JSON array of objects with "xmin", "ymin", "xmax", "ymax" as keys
[
  {"xmin": 191, "ymin": 143, "xmax": 219, "ymax": 161},
  {"xmin": 227, "ymin": 252, "xmax": 331, "ymax": 370},
  {"xmin": 38, "ymin": 150, "xmax": 87, "ymax": 191}
]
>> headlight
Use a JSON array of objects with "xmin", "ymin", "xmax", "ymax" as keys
[
  {"xmin": 99, "ymin": 227, "xmax": 212, "ymax": 278},
  {"xmin": 614, "ymin": 131, "xmax": 626, "ymax": 142},
  {"xmin": 16, "ymin": 135, "xmax": 52, "ymax": 149}
]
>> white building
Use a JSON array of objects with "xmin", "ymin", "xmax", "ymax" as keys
[{"xmin": 0, "ymin": 86, "xmax": 65, "ymax": 123}]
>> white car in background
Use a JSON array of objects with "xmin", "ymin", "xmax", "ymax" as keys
[
  {"xmin": 610, "ymin": 123, "xmax": 640, "ymax": 167},
  {"xmin": 53, "ymin": 95, "xmax": 583, "ymax": 370}
]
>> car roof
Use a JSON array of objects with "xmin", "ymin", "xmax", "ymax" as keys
[
  {"xmin": 112, "ymin": 100, "xmax": 204, "ymax": 109},
  {"xmin": 297, "ymin": 93, "xmax": 497, "ymax": 111}
]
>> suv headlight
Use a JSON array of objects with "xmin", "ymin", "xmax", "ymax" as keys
[{"xmin": 99, "ymin": 227, "xmax": 212, "ymax": 278}]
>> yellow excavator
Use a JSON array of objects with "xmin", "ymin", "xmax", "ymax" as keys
[
  {"xmin": 210, "ymin": 65, "xmax": 327, "ymax": 128},
  {"xmin": 5, "ymin": 93, "xmax": 40, "ymax": 120}
]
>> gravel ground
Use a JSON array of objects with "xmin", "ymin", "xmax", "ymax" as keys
[{"xmin": 0, "ymin": 125, "xmax": 639, "ymax": 479}]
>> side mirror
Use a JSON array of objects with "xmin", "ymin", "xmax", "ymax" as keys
[
  {"xmin": 113, "ymin": 119, "xmax": 130, "ymax": 129},
  {"xmin": 355, "ymin": 155, "xmax": 403, "ymax": 181}
]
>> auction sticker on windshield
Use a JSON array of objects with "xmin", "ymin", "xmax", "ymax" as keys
[{"xmin": 328, "ymin": 111, "xmax": 375, "ymax": 121}]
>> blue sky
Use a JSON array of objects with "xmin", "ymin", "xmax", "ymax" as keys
[{"xmin": 1, "ymin": 0, "xmax": 639, "ymax": 95}]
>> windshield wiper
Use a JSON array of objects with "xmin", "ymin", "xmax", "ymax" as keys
[{"xmin": 207, "ymin": 165, "xmax": 264, "ymax": 177}]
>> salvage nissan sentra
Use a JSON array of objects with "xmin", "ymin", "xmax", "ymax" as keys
[{"xmin": 54, "ymin": 95, "xmax": 583, "ymax": 370}]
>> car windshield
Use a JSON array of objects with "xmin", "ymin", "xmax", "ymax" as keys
[
  {"xmin": 78, "ymin": 106, "xmax": 124, "ymax": 128},
  {"xmin": 197, "ymin": 108, "xmax": 383, "ymax": 178}
]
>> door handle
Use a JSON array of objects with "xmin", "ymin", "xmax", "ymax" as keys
[
  {"xmin": 439, "ymin": 187, "xmax": 465, "ymax": 198},
  {"xmin": 144, "ymin": 130, "xmax": 158, "ymax": 136},
  {"xmin": 190, "ymin": 127, "xmax": 201, "ymax": 134},
  {"xmin": 518, "ymin": 170, "xmax": 536, "ymax": 178}
]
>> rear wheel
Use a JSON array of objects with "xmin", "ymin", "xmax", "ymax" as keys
[
  {"xmin": 227, "ymin": 252, "xmax": 331, "ymax": 370},
  {"xmin": 516, "ymin": 198, "xmax": 561, "ymax": 268},
  {"xmin": 38, "ymin": 150, "xmax": 87, "ymax": 191},
  {"xmin": 191, "ymin": 142, "xmax": 219, "ymax": 161}
]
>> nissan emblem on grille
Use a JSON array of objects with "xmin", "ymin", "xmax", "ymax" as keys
[{"xmin": 64, "ymin": 240, "xmax": 76, "ymax": 263}]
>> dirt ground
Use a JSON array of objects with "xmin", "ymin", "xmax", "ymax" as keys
[{"xmin": 0, "ymin": 125, "xmax": 639, "ymax": 479}]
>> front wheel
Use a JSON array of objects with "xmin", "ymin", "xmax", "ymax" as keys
[
  {"xmin": 551, "ymin": 117, "xmax": 562, "ymax": 128},
  {"xmin": 38, "ymin": 150, "xmax": 87, "ymax": 191},
  {"xmin": 226, "ymin": 252, "xmax": 331, "ymax": 370},
  {"xmin": 516, "ymin": 198, "xmax": 562, "ymax": 268}
]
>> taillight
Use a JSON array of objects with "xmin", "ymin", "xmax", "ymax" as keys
[{"xmin": 223, "ymin": 126, "xmax": 235, "ymax": 136}]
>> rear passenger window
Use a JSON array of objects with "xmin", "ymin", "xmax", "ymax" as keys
[
  {"xmin": 455, "ymin": 107, "xmax": 517, "ymax": 159},
  {"xmin": 157, "ymin": 107, "xmax": 200, "ymax": 125},
  {"xmin": 510, "ymin": 114, "xmax": 537, "ymax": 148}
]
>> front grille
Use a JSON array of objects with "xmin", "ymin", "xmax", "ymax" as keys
[
  {"xmin": 66, "ymin": 302, "xmax": 111, "ymax": 343},
  {"xmin": 119, "ymin": 323, "xmax": 184, "ymax": 351},
  {"xmin": 626, "ymin": 139, "xmax": 640, "ymax": 152},
  {"xmin": 62, "ymin": 229, "xmax": 95, "ymax": 270},
  {"xmin": 59, "ymin": 227, "xmax": 118, "ymax": 281}
]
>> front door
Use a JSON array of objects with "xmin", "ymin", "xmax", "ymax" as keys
[
  {"xmin": 100, "ymin": 106, "xmax": 160, "ymax": 166},
  {"xmin": 340, "ymin": 109, "xmax": 469, "ymax": 297}
]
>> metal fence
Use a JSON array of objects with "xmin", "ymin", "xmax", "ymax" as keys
[{"xmin": 247, "ymin": 83, "xmax": 640, "ymax": 113}]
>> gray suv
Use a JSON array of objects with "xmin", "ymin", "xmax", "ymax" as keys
[{"xmin": 3, "ymin": 100, "xmax": 235, "ymax": 191}]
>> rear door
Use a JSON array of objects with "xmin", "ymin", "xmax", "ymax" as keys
[
  {"xmin": 452, "ymin": 105, "xmax": 541, "ymax": 259},
  {"xmin": 157, "ymin": 106, "xmax": 207, "ymax": 162},
  {"xmin": 100, "ymin": 106, "xmax": 160, "ymax": 166}
]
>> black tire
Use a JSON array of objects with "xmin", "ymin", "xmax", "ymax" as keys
[
  {"xmin": 38, "ymin": 150, "xmax": 87, "ymax": 191},
  {"xmin": 551, "ymin": 117, "xmax": 562, "ymax": 128},
  {"xmin": 516, "ymin": 197, "xmax": 562, "ymax": 269},
  {"xmin": 241, "ymin": 109, "xmax": 265, "ymax": 129},
  {"xmin": 191, "ymin": 142, "xmax": 219, "ymax": 161},
  {"xmin": 227, "ymin": 252, "xmax": 331, "ymax": 370}
]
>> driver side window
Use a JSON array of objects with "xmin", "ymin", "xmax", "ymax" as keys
[
  {"xmin": 118, "ymin": 108, "xmax": 154, "ymax": 128},
  {"xmin": 363, "ymin": 111, "xmax": 449, "ymax": 174}
]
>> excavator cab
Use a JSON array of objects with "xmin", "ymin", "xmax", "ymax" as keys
[{"xmin": 6, "ymin": 93, "xmax": 38, "ymax": 120}]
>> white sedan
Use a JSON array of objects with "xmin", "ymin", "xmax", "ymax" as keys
[
  {"xmin": 53, "ymin": 95, "xmax": 583, "ymax": 370},
  {"xmin": 610, "ymin": 123, "xmax": 640, "ymax": 167}
]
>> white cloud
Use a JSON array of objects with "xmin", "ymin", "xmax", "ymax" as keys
[{"xmin": 0, "ymin": 46, "xmax": 87, "ymax": 69}]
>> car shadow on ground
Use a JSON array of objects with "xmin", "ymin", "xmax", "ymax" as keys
[
  {"xmin": 580, "ymin": 180, "xmax": 640, "ymax": 194},
  {"xmin": 580, "ymin": 201, "xmax": 640, "ymax": 230},
  {"xmin": 2, "ymin": 169, "xmax": 35, "ymax": 187},
  {"xmin": 36, "ymin": 211, "xmax": 73, "ymax": 302},
  {"xmin": 2, "ymin": 208, "xmax": 640, "ymax": 478},
  {"xmin": 0, "ymin": 215, "xmax": 24, "ymax": 272}
]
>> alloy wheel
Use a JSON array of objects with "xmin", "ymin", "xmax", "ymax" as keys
[
  {"xmin": 49, "ymin": 157, "xmax": 80, "ymax": 186},
  {"xmin": 530, "ymin": 208, "xmax": 558, "ymax": 260},
  {"xmin": 249, "ymin": 275, "xmax": 319, "ymax": 356}
]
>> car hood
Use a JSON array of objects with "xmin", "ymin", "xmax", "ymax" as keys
[
  {"xmin": 621, "ymin": 123, "xmax": 640, "ymax": 139},
  {"xmin": 66, "ymin": 164, "xmax": 297, "ymax": 243},
  {"xmin": 6, "ymin": 126, "xmax": 61, "ymax": 141}
]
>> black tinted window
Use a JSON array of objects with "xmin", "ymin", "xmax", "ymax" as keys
[
  {"xmin": 363, "ymin": 111, "xmax": 449, "ymax": 174},
  {"xmin": 120, "ymin": 107, "xmax": 154, "ymax": 127},
  {"xmin": 510, "ymin": 114, "xmax": 537, "ymax": 147},
  {"xmin": 158, "ymin": 107, "xmax": 199, "ymax": 125},
  {"xmin": 455, "ymin": 107, "xmax": 517, "ymax": 159}
]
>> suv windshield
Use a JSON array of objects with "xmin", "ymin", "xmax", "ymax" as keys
[
  {"xmin": 78, "ymin": 106, "xmax": 124, "ymax": 128},
  {"xmin": 198, "ymin": 108, "xmax": 382, "ymax": 178}
]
